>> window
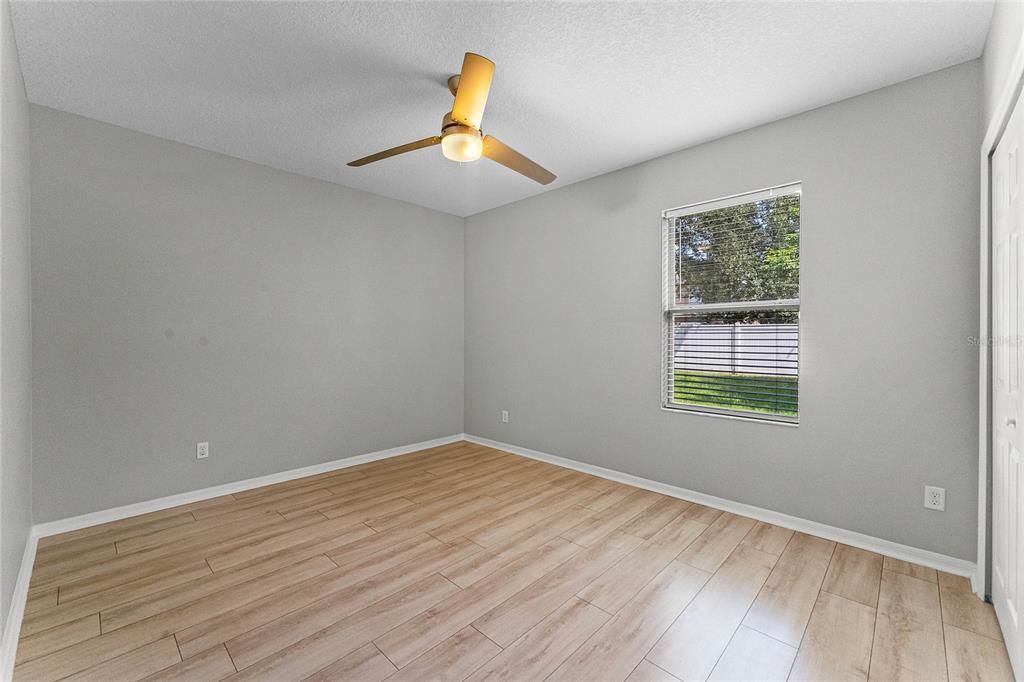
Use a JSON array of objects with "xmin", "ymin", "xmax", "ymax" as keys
[{"xmin": 662, "ymin": 183, "xmax": 800, "ymax": 423}]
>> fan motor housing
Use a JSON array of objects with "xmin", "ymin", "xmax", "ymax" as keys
[{"xmin": 440, "ymin": 112, "xmax": 481, "ymax": 141}]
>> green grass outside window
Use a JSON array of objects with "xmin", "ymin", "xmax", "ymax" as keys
[{"xmin": 672, "ymin": 370, "xmax": 798, "ymax": 417}]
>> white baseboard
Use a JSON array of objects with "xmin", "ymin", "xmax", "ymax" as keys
[
  {"xmin": 32, "ymin": 434, "xmax": 465, "ymax": 539},
  {"xmin": 1, "ymin": 533, "xmax": 37, "ymax": 681},
  {"xmin": 465, "ymin": 434, "xmax": 977, "ymax": 579}
]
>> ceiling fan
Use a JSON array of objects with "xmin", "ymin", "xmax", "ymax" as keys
[{"xmin": 347, "ymin": 53, "xmax": 556, "ymax": 185}]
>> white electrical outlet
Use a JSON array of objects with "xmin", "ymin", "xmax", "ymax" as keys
[
  {"xmin": 501, "ymin": 410, "xmax": 509, "ymax": 423},
  {"xmin": 197, "ymin": 442, "xmax": 209, "ymax": 460},
  {"xmin": 924, "ymin": 485, "xmax": 945, "ymax": 511}
]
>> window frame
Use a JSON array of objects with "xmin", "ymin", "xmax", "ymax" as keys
[{"xmin": 661, "ymin": 182, "xmax": 802, "ymax": 425}]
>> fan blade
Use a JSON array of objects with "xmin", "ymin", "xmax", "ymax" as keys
[
  {"xmin": 451, "ymin": 53, "xmax": 494, "ymax": 129},
  {"xmin": 482, "ymin": 135, "xmax": 556, "ymax": 185},
  {"xmin": 347, "ymin": 136, "xmax": 441, "ymax": 167}
]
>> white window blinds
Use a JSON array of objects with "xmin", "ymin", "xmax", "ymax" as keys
[{"xmin": 662, "ymin": 183, "xmax": 800, "ymax": 423}]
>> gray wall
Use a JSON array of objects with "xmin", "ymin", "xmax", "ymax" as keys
[
  {"xmin": 983, "ymin": 0, "xmax": 1024, "ymax": 125},
  {"xmin": 465, "ymin": 62, "xmax": 982, "ymax": 560},
  {"xmin": 0, "ymin": 0, "xmax": 32, "ymax": 627},
  {"xmin": 31, "ymin": 106, "xmax": 464, "ymax": 522}
]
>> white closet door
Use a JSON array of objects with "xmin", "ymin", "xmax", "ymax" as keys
[{"xmin": 992, "ymin": 84, "xmax": 1024, "ymax": 679}]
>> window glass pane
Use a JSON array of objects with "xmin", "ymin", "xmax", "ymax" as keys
[
  {"xmin": 672, "ymin": 193, "xmax": 800, "ymax": 305},
  {"xmin": 669, "ymin": 310, "xmax": 799, "ymax": 419}
]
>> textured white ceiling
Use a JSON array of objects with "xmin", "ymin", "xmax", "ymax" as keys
[{"xmin": 10, "ymin": 1, "xmax": 992, "ymax": 217}]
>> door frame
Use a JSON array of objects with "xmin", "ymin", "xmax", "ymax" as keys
[{"xmin": 980, "ymin": 43, "xmax": 1024, "ymax": 601}]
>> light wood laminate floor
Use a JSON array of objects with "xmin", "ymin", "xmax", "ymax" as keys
[{"xmin": 14, "ymin": 441, "xmax": 1013, "ymax": 681}]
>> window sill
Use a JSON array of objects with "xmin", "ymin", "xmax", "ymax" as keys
[{"xmin": 660, "ymin": 404, "xmax": 799, "ymax": 427}]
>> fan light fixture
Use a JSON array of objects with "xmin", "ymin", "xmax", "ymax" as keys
[
  {"xmin": 347, "ymin": 53, "xmax": 556, "ymax": 185},
  {"xmin": 440, "ymin": 126, "xmax": 483, "ymax": 162}
]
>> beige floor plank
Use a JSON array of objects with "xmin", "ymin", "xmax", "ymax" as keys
[
  {"xmin": 742, "ymin": 532, "xmax": 835, "ymax": 646},
  {"xmin": 39, "ymin": 512, "xmax": 307, "ymax": 598},
  {"xmin": 467, "ymin": 486, "xmax": 597, "ymax": 547},
  {"xmin": 374, "ymin": 495, "xmax": 506, "ymax": 536},
  {"xmin": 227, "ymin": 574, "xmax": 460, "ymax": 680},
  {"xmin": 869, "ymin": 569, "xmax": 948, "ymax": 681},
  {"xmin": 113, "ymin": 511, "xmax": 276, "ymax": 555},
  {"xmin": 428, "ymin": 485, "xmax": 569, "ymax": 544},
  {"xmin": 61, "ymin": 636, "xmax": 181, "ymax": 682},
  {"xmin": 617, "ymin": 497, "xmax": 691, "ymax": 540},
  {"xmin": 191, "ymin": 488, "xmax": 336, "ymax": 524},
  {"xmin": 15, "ymin": 556, "xmax": 336, "ymax": 681},
  {"xmin": 444, "ymin": 471, "xmax": 532, "ymax": 501},
  {"xmin": 311, "ymin": 484, "xmax": 431, "ymax": 520},
  {"xmin": 15, "ymin": 613, "xmax": 100, "ymax": 664},
  {"xmin": 335, "ymin": 448, "xmax": 474, "ymax": 484},
  {"xmin": 320, "ymin": 526, "xmax": 429, "ymax": 566},
  {"xmin": 142, "ymin": 645, "xmax": 237, "ymax": 682},
  {"xmin": 883, "ymin": 556, "xmax": 938, "ymax": 583},
  {"xmin": 44, "ymin": 513, "xmax": 194, "ymax": 556},
  {"xmin": 206, "ymin": 517, "xmax": 374, "ymax": 572},
  {"xmin": 235, "ymin": 465, "xmax": 374, "ymax": 500},
  {"xmin": 385, "ymin": 626, "xmax": 501, "ymax": 681},
  {"xmin": 821, "ymin": 544, "xmax": 882, "ymax": 607},
  {"xmin": 789, "ymin": 591, "xmax": 875, "ymax": 681},
  {"xmin": 483, "ymin": 464, "xmax": 553, "ymax": 488},
  {"xmin": 176, "ymin": 533, "xmax": 447, "ymax": 658},
  {"xmin": 468, "ymin": 598, "xmax": 609, "ymax": 682},
  {"xmin": 22, "ymin": 561, "xmax": 212, "ymax": 638},
  {"xmin": 676, "ymin": 512, "xmax": 757, "ymax": 573},
  {"xmin": 223, "ymin": 540, "xmax": 480, "ymax": 670},
  {"xmin": 404, "ymin": 472, "xmax": 517, "ymax": 506},
  {"xmin": 32, "ymin": 544, "xmax": 117, "ymax": 576},
  {"xmin": 473, "ymin": 531, "xmax": 641, "ymax": 646},
  {"xmin": 316, "ymin": 474, "xmax": 438, "ymax": 511},
  {"xmin": 577, "ymin": 516, "xmax": 707, "ymax": 614},
  {"xmin": 943, "ymin": 623, "xmax": 1015, "ymax": 681},
  {"xmin": 419, "ymin": 449, "xmax": 510, "ymax": 478},
  {"xmin": 626, "ymin": 660, "xmax": 681, "ymax": 682},
  {"xmin": 549, "ymin": 560, "xmax": 710, "ymax": 681},
  {"xmin": 366, "ymin": 489, "xmax": 492, "ymax": 530},
  {"xmin": 741, "ymin": 521, "xmax": 794, "ymax": 556},
  {"xmin": 280, "ymin": 508, "xmax": 329, "ymax": 521},
  {"xmin": 520, "ymin": 466, "xmax": 589, "ymax": 491},
  {"xmin": 413, "ymin": 458, "xmax": 528, "ymax": 497},
  {"xmin": 102, "ymin": 528, "xmax": 416, "ymax": 634},
  {"xmin": 582, "ymin": 483, "xmax": 637, "ymax": 512},
  {"xmin": 375, "ymin": 537, "xmax": 581, "ymax": 668},
  {"xmin": 680, "ymin": 502, "xmax": 724, "ymax": 525},
  {"xmin": 23, "ymin": 588, "xmax": 58, "ymax": 616},
  {"xmin": 258, "ymin": 492, "xmax": 350, "ymax": 521},
  {"xmin": 562, "ymin": 490, "xmax": 661, "ymax": 547},
  {"xmin": 491, "ymin": 477, "xmax": 561, "ymax": 503},
  {"xmin": 577, "ymin": 475, "xmax": 622, "ymax": 492},
  {"xmin": 442, "ymin": 508, "xmax": 592, "ymax": 588},
  {"xmin": 547, "ymin": 469, "xmax": 604, "ymax": 490},
  {"xmin": 646, "ymin": 545, "xmax": 777, "ymax": 681},
  {"xmin": 708, "ymin": 625, "xmax": 796, "ymax": 681},
  {"xmin": 308, "ymin": 473, "xmax": 429, "ymax": 509},
  {"xmin": 938, "ymin": 571, "xmax": 1003, "ymax": 641},
  {"xmin": 55, "ymin": 552, "xmax": 212, "ymax": 607},
  {"xmin": 303, "ymin": 642, "xmax": 397, "ymax": 682},
  {"xmin": 36, "ymin": 508, "xmax": 196, "ymax": 551}
]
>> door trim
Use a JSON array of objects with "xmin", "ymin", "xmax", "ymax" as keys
[{"xmin": 981, "ymin": 42, "xmax": 1024, "ymax": 600}]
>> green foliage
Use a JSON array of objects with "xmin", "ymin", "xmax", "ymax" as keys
[{"xmin": 673, "ymin": 194, "xmax": 800, "ymax": 308}]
